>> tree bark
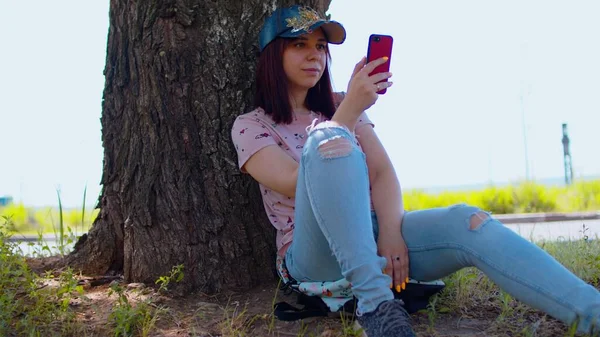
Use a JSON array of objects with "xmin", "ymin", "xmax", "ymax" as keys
[{"xmin": 66, "ymin": 0, "xmax": 332, "ymax": 294}]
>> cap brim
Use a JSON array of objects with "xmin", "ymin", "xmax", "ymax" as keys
[
  {"xmin": 279, "ymin": 20, "xmax": 346, "ymax": 45},
  {"xmin": 317, "ymin": 21, "xmax": 346, "ymax": 45}
]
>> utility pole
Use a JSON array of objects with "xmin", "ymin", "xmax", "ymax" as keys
[
  {"xmin": 562, "ymin": 123, "xmax": 573, "ymax": 185},
  {"xmin": 520, "ymin": 93, "xmax": 530, "ymax": 181},
  {"xmin": 519, "ymin": 41, "xmax": 531, "ymax": 181}
]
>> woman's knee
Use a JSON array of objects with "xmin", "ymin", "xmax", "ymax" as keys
[
  {"xmin": 303, "ymin": 123, "xmax": 364, "ymax": 163},
  {"xmin": 445, "ymin": 203, "xmax": 495, "ymax": 232}
]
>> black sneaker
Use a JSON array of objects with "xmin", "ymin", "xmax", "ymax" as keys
[{"xmin": 356, "ymin": 299, "xmax": 416, "ymax": 337}]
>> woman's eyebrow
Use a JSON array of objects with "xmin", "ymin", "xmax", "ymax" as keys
[{"xmin": 293, "ymin": 36, "xmax": 327, "ymax": 43}]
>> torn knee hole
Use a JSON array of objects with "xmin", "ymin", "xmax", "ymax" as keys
[
  {"xmin": 470, "ymin": 211, "xmax": 490, "ymax": 230},
  {"xmin": 317, "ymin": 136, "xmax": 353, "ymax": 159}
]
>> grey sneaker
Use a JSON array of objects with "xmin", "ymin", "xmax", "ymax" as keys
[{"xmin": 356, "ymin": 299, "xmax": 416, "ymax": 337}]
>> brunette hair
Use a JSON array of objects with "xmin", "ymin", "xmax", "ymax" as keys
[{"xmin": 254, "ymin": 37, "xmax": 337, "ymax": 124}]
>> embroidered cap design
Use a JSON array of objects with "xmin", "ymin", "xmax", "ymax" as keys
[{"xmin": 285, "ymin": 6, "xmax": 322, "ymax": 33}]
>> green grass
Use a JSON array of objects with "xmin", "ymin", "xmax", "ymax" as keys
[
  {"xmin": 426, "ymin": 232, "xmax": 600, "ymax": 336},
  {"xmin": 2, "ymin": 220, "xmax": 599, "ymax": 335},
  {"xmin": 0, "ymin": 217, "xmax": 86, "ymax": 336},
  {"xmin": 0, "ymin": 215, "xmax": 183, "ymax": 336}
]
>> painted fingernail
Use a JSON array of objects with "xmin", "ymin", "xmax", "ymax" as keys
[
  {"xmin": 382, "ymin": 56, "xmax": 389, "ymax": 61},
  {"xmin": 405, "ymin": 277, "xmax": 409, "ymax": 283},
  {"xmin": 395, "ymin": 285, "xmax": 401, "ymax": 292},
  {"xmin": 402, "ymin": 282, "xmax": 406, "ymax": 290}
]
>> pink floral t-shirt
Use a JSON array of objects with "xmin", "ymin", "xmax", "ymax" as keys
[{"xmin": 231, "ymin": 107, "xmax": 374, "ymax": 257}]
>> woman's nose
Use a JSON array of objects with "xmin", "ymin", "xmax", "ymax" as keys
[{"xmin": 307, "ymin": 48, "xmax": 322, "ymax": 60}]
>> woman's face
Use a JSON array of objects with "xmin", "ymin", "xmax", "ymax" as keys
[{"xmin": 282, "ymin": 28, "xmax": 328, "ymax": 96}]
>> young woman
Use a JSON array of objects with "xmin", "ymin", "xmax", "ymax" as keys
[{"xmin": 231, "ymin": 5, "xmax": 600, "ymax": 337}]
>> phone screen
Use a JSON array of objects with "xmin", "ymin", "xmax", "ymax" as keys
[{"xmin": 366, "ymin": 34, "xmax": 393, "ymax": 94}]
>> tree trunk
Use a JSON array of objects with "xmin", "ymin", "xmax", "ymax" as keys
[{"xmin": 66, "ymin": 0, "xmax": 332, "ymax": 294}]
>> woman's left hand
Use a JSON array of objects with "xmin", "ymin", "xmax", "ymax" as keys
[{"xmin": 378, "ymin": 229, "xmax": 410, "ymax": 293}]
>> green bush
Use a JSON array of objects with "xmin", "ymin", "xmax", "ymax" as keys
[
  {"xmin": 559, "ymin": 180, "xmax": 600, "ymax": 211},
  {"xmin": 405, "ymin": 179, "xmax": 600, "ymax": 214},
  {"xmin": 473, "ymin": 186, "xmax": 516, "ymax": 214},
  {"xmin": 1, "ymin": 180, "xmax": 598, "ymax": 234},
  {"xmin": 512, "ymin": 182, "xmax": 557, "ymax": 213},
  {"xmin": 0, "ymin": 205, "xmax": 98, "ymax": 235},
  {"xmin": 0, "ymin": 203, "xmax": 30, "ymax": 232}
]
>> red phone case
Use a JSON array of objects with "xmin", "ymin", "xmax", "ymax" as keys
[{"xmin": 366, "ymin": 34, "xmax": 393, "ymax": 94}]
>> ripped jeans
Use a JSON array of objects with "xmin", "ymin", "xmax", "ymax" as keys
[{"xmin": 285, "ymin": 123, "xmax": 600, "ymax": 334}]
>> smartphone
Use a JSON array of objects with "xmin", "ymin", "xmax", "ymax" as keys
[{"xmin": 366, "ymin": 34, "xmax": 394, "ymax": 94}]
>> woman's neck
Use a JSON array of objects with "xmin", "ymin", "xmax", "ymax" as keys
[{"xmin": 289, "ymin": 88, "xmax": 309, "ymax": 114}]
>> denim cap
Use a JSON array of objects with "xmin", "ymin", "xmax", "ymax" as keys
[{"xmin": 258, "ymin": 5, "xmax": 346, "ymax": 52}]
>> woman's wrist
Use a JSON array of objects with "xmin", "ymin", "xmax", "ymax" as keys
[{"xmin": 331, "ymin": 99, "xmax": 361, "ymax": 130}]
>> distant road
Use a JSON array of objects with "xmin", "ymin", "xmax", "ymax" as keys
[
  {"xmin": 6, "ymin": 234, "xmax": 65, "ymax": 242},
  {"xmin": 505, "ymin": 219, "xmax": 599, "ymax": 242},
  {"xmin": 6, "ymin": 213, "xmax": 600, "ymax": 245},
  {"xmin": 5, "ymin": 220, "xmax": 599, "ymax": 258},
  {"xmin": 496, "ymin": 211, "xmax": 600, "ymax": 225},
  {"xmin": 496, "ymin": 211, "xmax": 600, "ymax": 242}
]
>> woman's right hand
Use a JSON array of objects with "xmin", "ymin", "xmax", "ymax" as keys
[
  {"xmin": 331, "ymin": 56, "xmax": 392, "ymax": 130},
  {"xmin": 344, "ymin": 56, "xmax": 393, "ymax": 115}
]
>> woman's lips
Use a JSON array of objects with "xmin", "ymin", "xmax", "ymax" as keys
[{"xmin": 302, "ymin": 68, "xmax": 320, "ymax": 75}]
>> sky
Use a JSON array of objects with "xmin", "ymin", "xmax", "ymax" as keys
[{"xmin": 1, "ymin": 0, "xmax": 599, "ymax": 208}]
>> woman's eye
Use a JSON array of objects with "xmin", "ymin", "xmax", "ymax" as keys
[
  {"xmin": 294, "ymin": 43, "xmax": 305, "ymax": 48},
  {"xmin": 317, "ymin": 44, "xmax": 327, "ymax": 50}
]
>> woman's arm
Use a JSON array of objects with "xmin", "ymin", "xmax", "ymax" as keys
[
  {"xmin": 357, "ymin": 123, "xmax": 409, "ymax": 292},
  {"xmin": 356, "ymin": 124, "xmax": 404, "ymax": 231},
  {"xmin": 243, "ymin": 145, "xmax": 299, "ymax": 198}
]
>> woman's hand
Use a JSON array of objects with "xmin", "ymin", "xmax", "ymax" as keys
[
  {"xmin": 331, "ymin": 57, "xmax": 392, "ymax": 129},
  {"xmin": 345, "ymin": 56, "xmax": 393, "ymax": 114},
  {"xmin": 378, "ymin": 228, "xmax": 410, "ymax": 293}
]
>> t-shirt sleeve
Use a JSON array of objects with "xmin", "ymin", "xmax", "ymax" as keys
[
  {"xmin": 231, "ymin": 116, "xmax": 278, "ymax": 172},
  {"xmin": 333, "ymin": 91, "xmax": 346, "ymax": 109}
]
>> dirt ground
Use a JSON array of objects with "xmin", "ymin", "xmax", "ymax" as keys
[
  {"xmin": 28, "ymin": 258, "xmax": 575, "ymax": 337},
  {"xmin": 71, "ymin": 280, "xmax": 571, "ymax": 337}
]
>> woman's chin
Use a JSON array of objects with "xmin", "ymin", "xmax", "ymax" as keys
[
  {"xmin": 290, "ymin": 80, "xmax": 321, "ymax": 92},
  {"xmin": 304, "ymin": 81, "xmax": 320, "ymax": 90}
]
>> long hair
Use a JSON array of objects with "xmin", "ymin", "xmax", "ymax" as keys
[{"xmin": 254, "ymin": 37, "xmax": 336, "ymax": 124}]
